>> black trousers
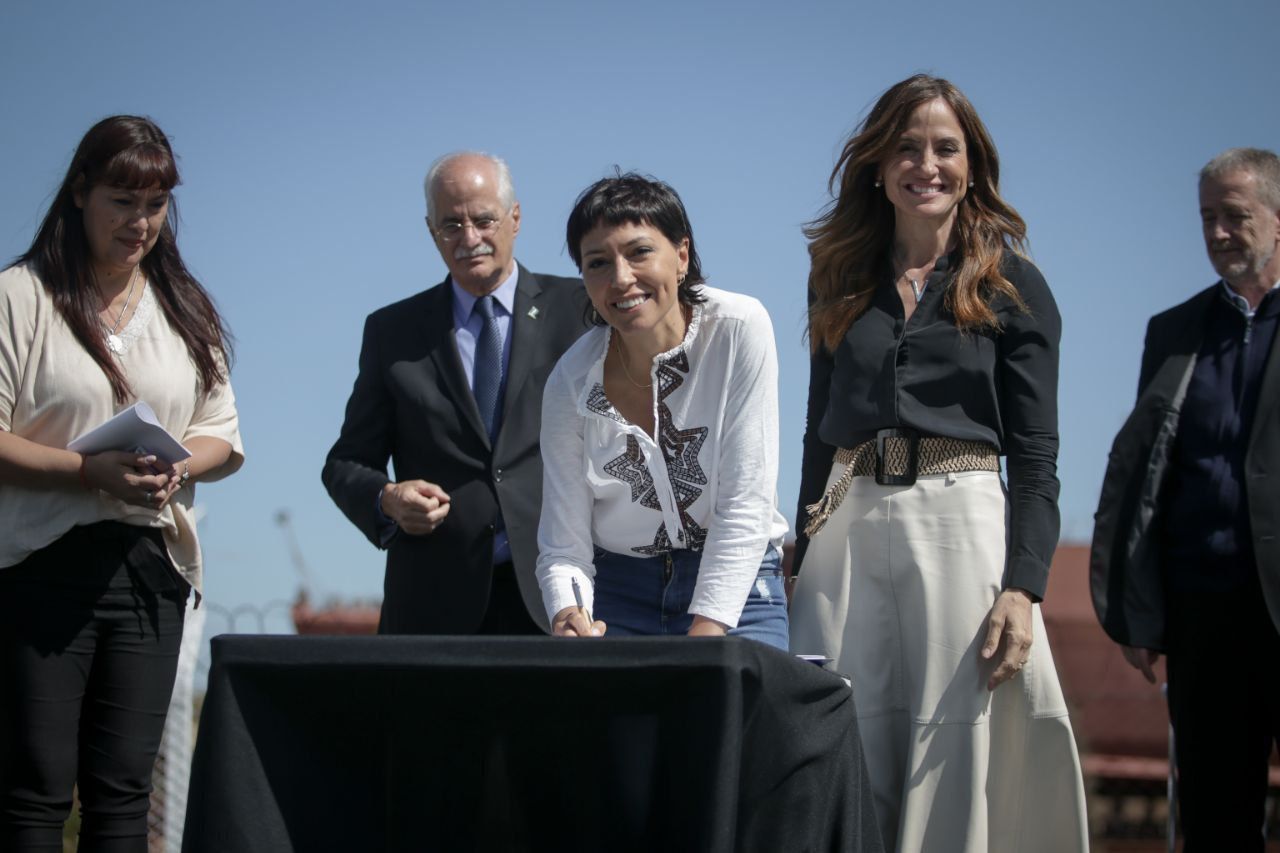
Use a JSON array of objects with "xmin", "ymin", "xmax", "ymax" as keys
[
  {"xmin": 1167, "ymin": 574, "xmax": 1280, "ymax": 852},
  {"xmin": 0, "ymin": 522, "xmax": 188, "ymax": 853},
  {"xmin": 475, "ymin": 561, "xmax": 542, "ymax": 636}
]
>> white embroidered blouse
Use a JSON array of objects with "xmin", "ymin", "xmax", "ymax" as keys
[{"xmin": 536, "ymin": 286, "xmax": 788, "ymax": 628}]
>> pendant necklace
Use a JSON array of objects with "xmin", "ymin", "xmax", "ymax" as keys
[
  {"xmin": 614, "ymin": 335, "xmax": 652, "ymax": 389},
  {"xmin": 895, "ymin": 258, "xmax": 931, "ymax": 304},
  {"xmin": 104, "ymin": 267, "xmax": 140, "ymax": 355},
  {"xmin": 899, "ymin": 264, "xmax": 928, "ymax": 303},
  {"xmin": 906, "ymin": 275, "xmax": 925, "ymax": 303}
]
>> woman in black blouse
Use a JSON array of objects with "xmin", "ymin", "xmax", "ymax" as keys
[{"xmin": 788, "ymin": 75, "xmax": 1087, "ymax": 851}]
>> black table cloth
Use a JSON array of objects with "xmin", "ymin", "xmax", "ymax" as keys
[{"xmin": 183, "ymin": 636, "xmax": 882, "ymax": 852}]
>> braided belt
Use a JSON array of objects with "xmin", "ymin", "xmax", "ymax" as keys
[{"xmin": 804, "ymin": 428, "xmax": 999, "ymax": 538}]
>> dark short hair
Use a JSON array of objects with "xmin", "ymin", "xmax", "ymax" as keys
[{"xmin": 566, "ymin": 171, "xmax": 707, "ymax": 324}]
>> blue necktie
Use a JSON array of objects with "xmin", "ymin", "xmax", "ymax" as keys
[{"xmin": 473, "ymin": 295, "xmax": 503, "ymax": 440}]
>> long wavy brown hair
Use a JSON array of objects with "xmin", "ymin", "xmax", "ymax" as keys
[
  {"xmin": 13, "ymin": 115, "xmax": 232, "ymax": 402},
  {"xmin": 806, "ymin": 75, "xmax": 1027, "ymax": 353}
]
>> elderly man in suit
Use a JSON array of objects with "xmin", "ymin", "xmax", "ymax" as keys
[
  {"xmin": 323, "ymin": 152, "xmax": 588, "ymax": 635},
  {"xmin": 1092, "ymin": 147, "xmax": 1280, "ymax": 850}
]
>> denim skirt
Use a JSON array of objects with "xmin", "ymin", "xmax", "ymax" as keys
[{"xmin": 592, "ymin": 545, "xmax": 789, "ymax": 651}]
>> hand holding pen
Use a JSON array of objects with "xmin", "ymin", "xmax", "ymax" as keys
[{"xmin": 550, "ymin": 578, "xmax": 608, "ymax": 637}]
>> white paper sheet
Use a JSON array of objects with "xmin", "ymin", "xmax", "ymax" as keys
[{"xmin": 67, "ymin": 401, "xmax": 191, "ymax": 464}]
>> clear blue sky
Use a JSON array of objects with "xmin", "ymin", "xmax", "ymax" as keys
[{"xmin": 3, "ymin": 0, "xmax": 1277, "ymax": 640}]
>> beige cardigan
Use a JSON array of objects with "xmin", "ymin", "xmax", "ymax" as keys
[{"xmin": 0, "ymin": 264, "xmax": 244, "ymax": 592}]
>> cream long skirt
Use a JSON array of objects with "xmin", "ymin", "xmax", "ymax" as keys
[{"xmin": 789, "ymin": 467, "xmax": 1088, "ymax": 853}]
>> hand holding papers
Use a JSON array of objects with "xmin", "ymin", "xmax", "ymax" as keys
[
  {"xmin": 68, "ymin": 402, "xmax": 191, "ymax": 464},
  {"xmin": 68, "ymin": 402, "xmax": 192, "ymax": 510}
]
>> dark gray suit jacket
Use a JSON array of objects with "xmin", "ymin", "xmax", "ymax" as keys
[
  {"xmin": 322, "ymin": 265, "xmax": 590, "ymax": 634},
  {"xmin": 1091, "ymin": 284, "xmax": 1280, "ymax": 650}
]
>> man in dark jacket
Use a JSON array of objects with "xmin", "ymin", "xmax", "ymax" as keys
[
  {"xmin": 323, "ymin": 152, "xmax": 589, "ymax": 635},
  {"xmin": 1091, "ymin": 147, "xmax": 1280, "ymax": 850}
]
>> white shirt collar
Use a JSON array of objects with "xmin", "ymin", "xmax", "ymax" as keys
[{"xmin": 1219, "ymin": 277, "xmax": 1280, "ymax": 319}]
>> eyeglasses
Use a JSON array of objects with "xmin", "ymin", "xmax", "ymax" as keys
[{"xmin": 432, "ymin": 210, "xmax": 509, "ymax": 242}]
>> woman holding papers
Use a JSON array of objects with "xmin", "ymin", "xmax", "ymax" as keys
[
  {"xmin": 535, "ymin": 172, "xmax": 789, "ymax": 649},
  {"xmin": 786, "ymin": 75, "xmax": 1087, "ymax": 851},
  {"xmin": 0, "ymin": 115, "xmax": 242, "ymax": 850}
]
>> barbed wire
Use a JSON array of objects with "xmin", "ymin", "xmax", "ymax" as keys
[
  {"xmin": 202, "ymin": 599, "xmax": 295, "ymax": 634},
  {"xmin": 193, "ymin": 598, "xmax": 297, "ymax": 676}
]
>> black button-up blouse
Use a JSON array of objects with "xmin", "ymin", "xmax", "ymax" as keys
[{"xmin": 794, "ymin": 249, "xmax": 1062, "ymax": 599}]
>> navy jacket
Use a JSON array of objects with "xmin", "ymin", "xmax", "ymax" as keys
[{"xmin": 1091, "ymin": 284, "xmax": 1280, "ymax": 650}]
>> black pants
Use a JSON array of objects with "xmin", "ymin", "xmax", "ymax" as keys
[
  {"xmin": 1167, "ymin": 575, "xmax": 1280, "ymax": 852},
  {"xmin": 0, "ymin": 522, "xmax": 188, "ymax": 853},
  {"xmin": 476, "ymin": 561, "xmax": 542, "ymax": 636}
]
